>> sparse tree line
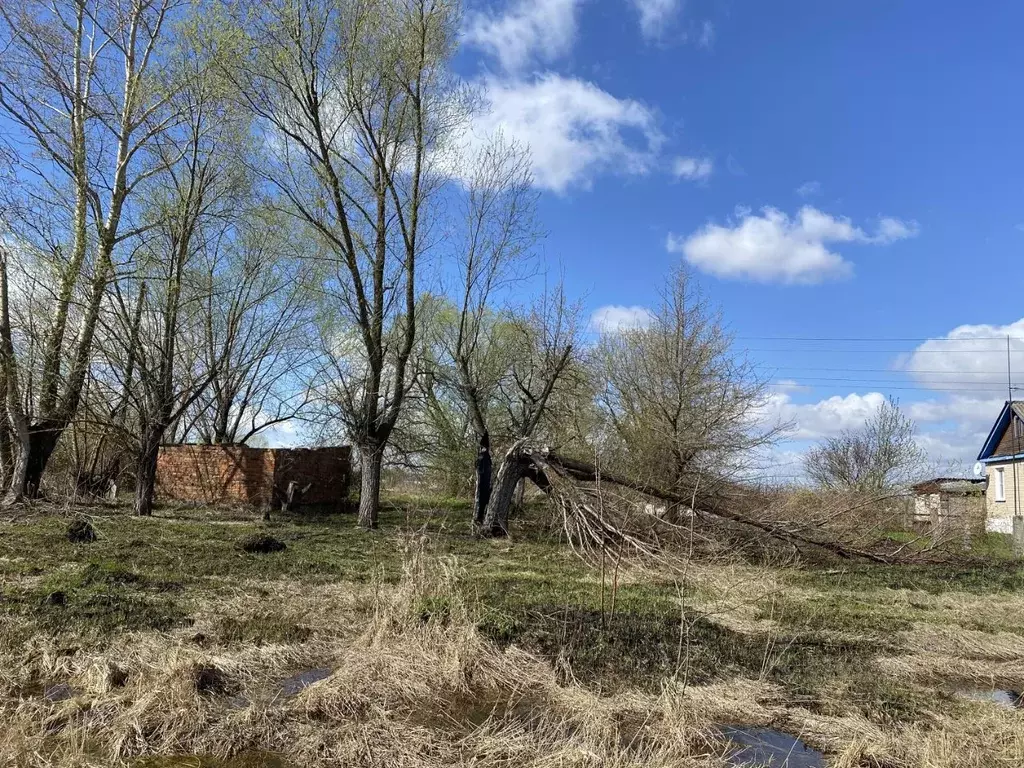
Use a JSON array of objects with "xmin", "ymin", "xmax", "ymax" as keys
[{"xmin": 0, "ymin": 0, "xmax": 926, "ymax": 534}]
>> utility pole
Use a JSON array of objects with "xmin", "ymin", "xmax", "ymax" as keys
[{"xmin": 1009, "ymin": 336, "xmax": 1023, "ymax": 557}]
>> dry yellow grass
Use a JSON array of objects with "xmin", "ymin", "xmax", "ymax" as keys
[
  {"xmin": 0, "ymin": 553, "xmax": 734, "ymax": 767},
  {"xmin": 2, "ymin": 541, "xmax": 1024, "ymax": 767}
]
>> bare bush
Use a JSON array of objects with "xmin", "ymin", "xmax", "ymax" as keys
[
  {"xmin": 595, "ymin": 266, "xmax": 783, "ymax": 506},
  {"xmin": 805, "ymin": 396, "xmax": 926, "ymax": 493}
]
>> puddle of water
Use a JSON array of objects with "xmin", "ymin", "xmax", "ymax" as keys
[
  {"xmin": 278, "ymin": 668, "xmax": 331, "ymax": 697},
  {"xmin": 720, "ymin": 726, "xmax": 825, "ymax": 768},
  {"xmin": 43, "ymin": 683, "xmax": 76, "ymax": 702},
  {"xmin": 955, "ymin": 688, "xmax": 1023, "ymax": 709}
]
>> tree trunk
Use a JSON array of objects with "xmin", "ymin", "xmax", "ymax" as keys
[
  {"xmin": 0, "ymin": 414, "xmax": 13, "ymax": 492},
  {"xmin": 473, "ymin": 431, "xmax": 492, "ymax": 526},
  {"xmin": 134, "ymin": 422, "xmax": 162, "ymax": 517},
  {"xmin": 358, "ymin": 443, "xmax": 384, "ymax": 529},
  {"xmin": 3, "ymin": 424, "xmax": 29, "ymax": 507},
  {"xmin": 23, "ymin": 424, "xmax": 63, "ymax": 498},
  {"xmin": 0, "ymin": 249, "xmax": 34, "ymax": 503},
  {"xmin": 482, "ymin": 442, "xmax": 529, "ymax": 536}
]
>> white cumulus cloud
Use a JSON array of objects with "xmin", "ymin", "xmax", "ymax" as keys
[
  {"xmin": 904, "ymin": 395, "xmax": 1004, "ymax": 467},
  {"xmin": 672, "ymin": 156, "xmax": 713, "ymax": 181},
  {"xmin": 666, "ymin": 205, "xmax": 918, "ymax": 284},
  {"xmin": 463, "ymin": 0, "xmax": 580, "ymax": 73},
  {"xmin": 590, "ymin": 304, "xmax": 655, "ymax": 333},
  {"xmin": 760, "ymin": 391, "xmax": 887, "ymax": 441},
  {"xmin": 759, "ymin": 388, "xmax": 1005, "ymax": 470},
  {"xmin": 469, "ymin": 74, "xmax": 662, "ymax": 192},
  {"xmin": 900, "ymin": 318, "xmax": 1024, "ymax": 395},
  {"xmin": 795, "ymin": 180, "xmax": 821, "ymax": 198},
  {"xmin": 631, "ymin": 0, "xmax": 680, "ymax": 40},
  {"xmin": 875, "ymin": 216, "xmax": 920, "ymax": 243}
]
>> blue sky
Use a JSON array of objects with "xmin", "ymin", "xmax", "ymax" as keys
[
  {"xmin": 456, "ymin": 0, "xmax": 1024, "ymax": 476},
  {"xmin": 5, "ymin": 0, "xmax": 1022, "ymax": 471}
]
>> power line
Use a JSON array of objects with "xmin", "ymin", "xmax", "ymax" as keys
[
  {"xmin": 734, "ymin": 335, "xmax": 1021, "ymax": 342},
  {"xmin": 768, "ymin": 379, "xmax": 1022, "ymax": 393},
  {"xmin": 742, "ymin": 347, "xmax": 1022, "ymax": 353},
  {"xmin": 757, "ymin": 366, "xmax": 1014, "ymax": 375},
  {"xmin": 767, "ymin": 376, "xmax": 1020, "ymax": 386}
]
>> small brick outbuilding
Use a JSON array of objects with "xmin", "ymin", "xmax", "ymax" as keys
[
  {"xmin": 156, "ymin": 444, "xmax": 351, "ymax": 510},
  {"xmin": 910, "ymin": 477, "xmax": 986, "ymax": 534}
]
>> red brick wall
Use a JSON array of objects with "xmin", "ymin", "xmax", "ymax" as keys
[
  {"xmin": 272, "ymin": 446, "xmax": 351, "ymax": 505},
  {"xmin": 156, "ymin": 445, "xmax": 351, "ymax": 509}
]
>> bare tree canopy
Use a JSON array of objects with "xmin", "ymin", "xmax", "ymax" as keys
[
  {"xmin": 0, "ymin": 0, "xmax": 184, "ymax": 496},
  {"xmin": 217, "ymin": 0, "xmax": 467, "ymax": 528},
  {"xmin": 183, "ymin": 208, "xmax": 314, "ymax": 447},
  {"xmin": 804, "ymin": 396, "xmax": 926, "ymax": 492},
  {"xmin": 595, "ymin": 266, "xmax": 782, "ymax": 504}
]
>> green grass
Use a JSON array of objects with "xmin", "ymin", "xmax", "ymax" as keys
[
  {"xmin": 789, "ymin": 559, "xmax": 1024, "ymax": 595},
  {"xmin": 1, "ymin": 495, "xmax": 1021, "ymax": 730},
  {"xmin": 762, "ymin": 592, "xmax": 916, "ymax": 634},
  {"xmin": 881, "ymin": 530, "xmax": 1015, "ymax": 560}
]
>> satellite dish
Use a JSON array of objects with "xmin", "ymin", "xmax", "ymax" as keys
[{"xmin": 973, "ymin": 461, "xmax": 985, "ymax": 477}]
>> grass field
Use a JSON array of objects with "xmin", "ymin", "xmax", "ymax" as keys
[{"xmin": 0, "ymin": 497, "xmax": 1022, "ymax": 766}]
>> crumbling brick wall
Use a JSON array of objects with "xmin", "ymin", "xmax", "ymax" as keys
[
  {"xmin": 156, "ymin": 445, "xmax": 351, "ymax": 509},
  {"xmin": 271, "ymin": 447, "xmax": 351, "ymax": 506}
]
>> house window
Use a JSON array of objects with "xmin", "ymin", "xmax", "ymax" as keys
[{"xmin": 995, "ymin": 467, "xmax": 1006, "ymax": 502}]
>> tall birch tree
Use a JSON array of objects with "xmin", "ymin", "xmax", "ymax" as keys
[{"xmin": 0, "ymin": 0, "xmax": 182, "ymax": 496}]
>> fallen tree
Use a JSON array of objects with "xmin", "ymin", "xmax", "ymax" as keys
[{"xmin": 483, "ymin": 440, "xmax": 928, "ymax": 565}]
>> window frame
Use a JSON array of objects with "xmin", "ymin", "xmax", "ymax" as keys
[{"xmin": 994, "ymin": 466, "xmax": 1006, "ymax": 502}]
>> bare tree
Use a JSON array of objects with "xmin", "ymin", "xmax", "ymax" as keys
[
  {"xmin": 102, "ymin": 34, "xmax": 247, "ymax": 516},
  {"xmin": 184, "ymin": 209, "xmax": 314, "ymax": 446},
  {"xmin": 0, "ymin": 0, "xmax": 182, "ymax": 495},
  {"xmin": 220, "ymin": 0, "xmax": 465, "ymax": 527},
  {"xmin": 413, "ymin": 305, "xmax": 515, "ymax": 497},
  {"xmin": 595, "ymin": 266, "xmax": 781, "ymax": 507},
  {"xmin": 480, "ymin": 284, "xmax": 580, "ymax": 535},
  {"xmin": 418, "ymin": 135, "xmax": 538, "ymax": 520},
  {"xmin": 0, "ymin": 141, "xmax": 21, "ymax": 494},
  {"xmin": 68, "ymin": 281, "xmax": 146, "ymax": 497},
  {"xmin": 0, "ymin": 242, "xmax": 30, "ymax": 504},
  {"xmin": 805, "ymin": 396, "xmax": 925, "ymax": 492}
]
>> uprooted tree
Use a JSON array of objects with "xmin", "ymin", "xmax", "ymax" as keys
[
  {"xmin": 468, "ymin": 273, "xmax": 933, "ymax": 562},
  {"xmin": 486, "ymin": 441, "xmax": 921, "ymax": 565}
]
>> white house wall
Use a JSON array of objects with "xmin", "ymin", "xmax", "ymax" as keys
[{"xmin": 985, "ymin": 461, "xmax": 1024, "ymax": 534}]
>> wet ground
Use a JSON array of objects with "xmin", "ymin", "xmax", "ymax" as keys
[
  {"xmin": 278, "ymin": 667, "xmax": 332, "ymax": 697},
  {"xmin": 720, "ymin": 725, "xmax": 825, "ymax": 768},
  {"xmin": 954, "ymin": 688, "xmax": 1023, "ymax": 709}
]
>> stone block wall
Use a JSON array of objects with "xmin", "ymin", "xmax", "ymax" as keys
[
  {"xmin": 156, "ymin": 444, "xmax": 351, "ymax": 509},
  {"xmin": 913, "ymin": 492, "xmax": 986, "ymax": 535}
]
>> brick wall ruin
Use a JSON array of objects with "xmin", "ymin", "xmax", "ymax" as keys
[{"xmin": 156, "ymin": 444, "xmax": 351, "ymax": 510}]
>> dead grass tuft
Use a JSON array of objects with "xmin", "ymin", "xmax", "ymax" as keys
[{"xmin": 2, "ymin": 517, "xmax": 1024, "ymax": 767}]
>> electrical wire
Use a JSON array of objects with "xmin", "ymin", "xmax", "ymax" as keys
[
  {"xmin": 734, "ymin": 335, "xmax": 1021, "ymax": 342},
  {"xmin": 753, "ymin": 366, "xmax": 1016, "ymax": 375}
]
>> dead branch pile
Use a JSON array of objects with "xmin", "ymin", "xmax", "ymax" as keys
[{"xmin": 501, "ymin": 442, "xmax": 947, "ymax": 565}]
